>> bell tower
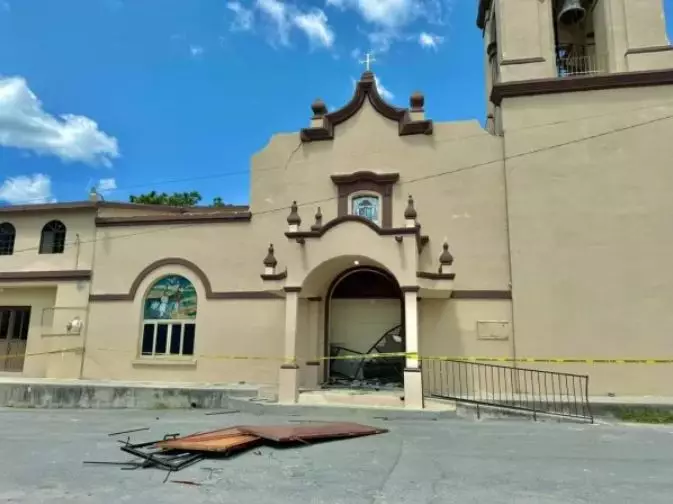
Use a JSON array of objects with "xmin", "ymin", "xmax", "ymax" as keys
[{"xmin": 478, "ymin": 0, "xmax": 673, "ymax": 114}]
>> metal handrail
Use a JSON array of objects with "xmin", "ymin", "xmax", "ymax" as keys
[{"xmin": 422, "ymin": 358, "xmax": 593, "ymax": 422}]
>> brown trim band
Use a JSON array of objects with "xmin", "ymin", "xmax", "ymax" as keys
[
  {"xmin": 96, "ymin": 212, "xmax": 252, "ymax": 227},
  {"xmin": 491, "ymin": 69, "xmax": 673, "ymax": 105},
  {"xmin": 286, "ymin": 215, "xmax": 429, "ymax": 252},
  {"xmin": 0, "ymin": 200, "xmax": 249, "ymax": 216},
  {"xmin": 0, "ymin": 270, "xmax": 91, "ymax": 282},
  {"xmin": 300, "ymin": 71, "xmax": 432, "ymax": 142},
  {"xmin": 500, "ymin": 57, "xmax": 546, "ymax": 66},
  {"xmin": 305, "ymin": 360, "xmax": 320, "ymax": 366},
  {"xmin": 416, "ymin": 272, "xmax": 456, "ymax": 281},
  {"xmin": 330, "ymin": 172, "xmax": 399, "ymax": 185},
  {"xmin": 307, "ymin": 296, "xmax": 322, "ymax": 302},
  {"xmin": 625, "ymin": 45, "xmax": 673, "ymax": 55},
  {"xmin": 476, "ymin": 0, "xmax": 492, "ymax": 29},
  {"xmin": 451, "ymin": 290, "xmax": 512, "ymax": 300},
  {"xmin": 280, "ymin": 363, "xmax": 299, "ymax": 370},
  {"xmin": 87, "ymin": 257, "xmax": 280, "ymax": 301},
  {"xmin": 283, "ymin": 286, "xmax": 302, "ymax": 293},
  {"xmin": 400, "ymin": 286, "xmax": 420, "ymax": 293},
  {"xmin": 403, "ymin": 367, "xmax": 422, "ymax": 373},
  {"xmin": 261, "ymin": 270, "xmax": 287, "ymax": 281}
]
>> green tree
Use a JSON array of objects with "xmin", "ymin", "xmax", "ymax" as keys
[{"xmin": 129, "ymin": 191, "xmax": 229, "ymax": 207}]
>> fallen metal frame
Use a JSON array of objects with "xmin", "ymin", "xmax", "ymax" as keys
[{"xmin": 118, "ymin": 436, "xmax": 205, "ymax": 472}]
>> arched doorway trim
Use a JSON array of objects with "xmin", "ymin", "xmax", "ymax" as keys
[{"xmin": 323, "ymin": 265, "xmax": 405, "ymax": 387}]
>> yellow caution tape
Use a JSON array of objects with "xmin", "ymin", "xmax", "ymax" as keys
[
  {"xmin": 85, "ymin": 348, "xmax": 673, "ymax": 365},
  {"xmin": 4, "ymin": 347, "xmax": 673, "ymax": 365},
  {"xmin": 0, "ymin": 347, "xmax": 82, "ymax": 362}
]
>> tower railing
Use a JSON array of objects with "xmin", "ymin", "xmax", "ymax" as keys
[{"xmin": 556, "ymin": 46, "xmax": 607, "ymax": 77}]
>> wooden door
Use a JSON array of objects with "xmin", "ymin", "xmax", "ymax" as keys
[{"xmin": 0, "ymin": 307, "xmax": 31, "ymax": 372}]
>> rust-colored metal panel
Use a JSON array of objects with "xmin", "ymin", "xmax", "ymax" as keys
[
  {"xmin": 237, "ymin": 422, "xmax": 388, "ymax": 443},
  {"xmin": 155, "ymin": 427, "xmax": 260, "ymax": 453}
]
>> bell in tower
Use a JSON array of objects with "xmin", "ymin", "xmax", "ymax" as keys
[{"xmin": 557, "ymin": 0, "xmax": 586, "ymax": 26}]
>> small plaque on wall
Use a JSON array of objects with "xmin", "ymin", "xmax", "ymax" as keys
[{"xmin": 476, "ymin": 320, "xmax": 511, "ymax": 341}]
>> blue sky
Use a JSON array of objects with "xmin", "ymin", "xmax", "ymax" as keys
[{"xmin": 0, "ymin": 0, "xmax": 672, "ymax": 206}]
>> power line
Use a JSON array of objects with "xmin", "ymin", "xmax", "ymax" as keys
[
  {"xmin": 9, "ymin": 99, "xmax": 673, "ymax": 206},
  {"xmin": 5, "ymin": 111, "xmax": 672, "ymax": 258}
]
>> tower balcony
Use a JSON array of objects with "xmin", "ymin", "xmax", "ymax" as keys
[{"xmin": 556, "ymin": 46, "xmax": 607, "ymax": 78}]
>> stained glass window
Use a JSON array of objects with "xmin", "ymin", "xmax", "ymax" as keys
[
  {"xmin": 141, "ymin": 275, "xmax": 197, "ymax": 358},
  {"xmin": 351, "ymin": 195, "xmax": 380, "ymax": 223}
]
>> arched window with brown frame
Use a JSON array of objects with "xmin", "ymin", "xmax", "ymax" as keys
[
  {"xmin": 0, "ymin": 222, "xmax": 16, "ymax": 256},
  {"xmin": 141, "ymin": 274, "xmax": 197, "ymax": 358},
  {"xmin": 39, "ymin": 220, "xmax": 67, "ymax": 255}
]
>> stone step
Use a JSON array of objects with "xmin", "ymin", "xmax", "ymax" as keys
[{"xmin": 0, "ymin": 378, "xmax": 261, "ymax": 409}]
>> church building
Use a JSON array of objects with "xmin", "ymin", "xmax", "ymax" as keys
[{"xmin": 1, "ymin": 0, "xmax": 672, "ymax": 408}]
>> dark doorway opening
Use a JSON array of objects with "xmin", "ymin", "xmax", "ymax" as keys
[{"xmin": 324, "ymin": 267, "xmax": 405, "ymax": 390}]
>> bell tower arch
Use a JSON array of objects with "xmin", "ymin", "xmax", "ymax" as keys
[{"xmin": 478, "ymin": 0, "xmax": 673, "ymax": 122}]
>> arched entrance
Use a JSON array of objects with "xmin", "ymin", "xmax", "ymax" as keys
[{"xmin": 324, "ymin": 266, "xmax": 405, "ymax": 389}]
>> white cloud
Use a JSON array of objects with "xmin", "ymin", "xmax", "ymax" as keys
[
  {"xmin": 328, "ymin": 0, "xmax": 452, "ymax": 51},
  {"xmin": 418, "ymin": 31, "xmax": 443, "ymax": 49},
  {"xmin": 0, "ymin": 76, "xmax": 119, "ymax": 167},
  {"xmin": 256, "ymin": 0, "xmax": 292, "ymax": 45},
  {"xmin": 351, "ymin": 74, "xmax": 394, "ymax": 102},
  {"xmin": 367, "ymin": 31, "xmax": 397, "ymax": 53},
  {"xmin": 293, "ymin": 9, "xmax": 335, "ymax": 48},
  {"xmin": 255, "ymin": 0, "xmax": 335, "ymax": 48},
  {"xmin": 189, "ymin": 45, "xmax": 204, "ymax": 57},
  {"xmin": 0, "ymin": 173, "xmax": 54, "ymax": 204},
  {"xmin": 226, "ymin": 1, "xmax": 254, "ymax": 31},
  {"xmin": 374, "ymin": 76, "xmax": 394, "ymax": 101},
  {"xmin": 97, "ymin": 177, "xmax": 117, "ymax": 194},
  {"xmin": 328, "ymin": 0, "xmax": 420, "ymax": 28}
]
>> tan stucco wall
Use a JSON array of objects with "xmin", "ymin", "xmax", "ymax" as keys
[
  {"xmin": 0, "ymin": 287, "xmax": 56, "ymax": 377},
  {"xmin": 252, "ymin": 102, "xmax": 510, "ymax": 291},
  {"xmin": 84, "ymin": 262, "xmax": 284, "ymax": 385},
  {"xmin": 0, "ymin": 212, "xmax": 96, "ymax": 271},
  {"xmin": 419, "ymin": 299, "xmax": 513, "ymax": 360},
  {"xmin": 0, "ymin": 281, "xmax": 89, "ymax": 378},
  {"xmin": 501, "ymin": 85, "xmax": 673, "ymax": 395},
  {"xmin": 489, "ymin": 0, "xmax": 673, "ymax": 82}
]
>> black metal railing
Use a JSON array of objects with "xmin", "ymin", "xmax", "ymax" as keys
[{"xmin": 422, "ymin": 359, "xmax": 593, "ymax": 423}]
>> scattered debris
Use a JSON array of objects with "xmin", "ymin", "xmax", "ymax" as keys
[
  {"xmin": 171, "ymin": 480, "xmax": 202, "ymax": 486},
  {"xmin": 155, "ymin": 427, "xmax": 260, "ymax": 453},
  {"xmin": 107, "ymin": 427, "xmax": 150, "ymax": 437},
  {"xmin": 88, "ymin": 422, "xmax": 387, "ymax": 474}
]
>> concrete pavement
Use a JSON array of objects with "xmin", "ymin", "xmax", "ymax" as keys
[{"xmin": 1, "ymin": 408, "xmax": 672, "ymax": 503}]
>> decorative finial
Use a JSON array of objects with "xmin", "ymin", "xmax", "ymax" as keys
[
  {"xmin": 439, "ymin": 241, "xmax": 454, "ymax": 266},
  {"xmin": 311, "ymin": 98, "xmax": 327, "ymax": 117},
  {"xmin": 404, "ymin": 195, "xmax": 417, "ymax": 220},
  {"xmin": 410, "ymin": 91, "xmax": 424, "ymax": 111},
  {"xmin": 88, "ymin": 187, "xmax": 101, "ymax": 202},
  {"xmin": 263, "ymin": 244, "xmax": 277, "ymax": 268},
  {"xmin": 311, "ymin": 207, "xmax": 323, "ymax": 231},
  {"xmin": 287, "ymin": 201, "xmax": 301, "ymax": 226}
]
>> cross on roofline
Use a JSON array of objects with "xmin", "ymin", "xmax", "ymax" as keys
[{"xmin": 359, "ymin": 52, "xmax": 376, "ymax": 71}]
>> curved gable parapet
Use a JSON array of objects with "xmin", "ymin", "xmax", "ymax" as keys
[
  {"xmin": 300, "ymin": 71, "xmax": 434, "ymax": 143},
  {"xmin": 285, "ymin": 214, "xmax": 429, "ymax": 252},
  {"xmin": 286, "ymin": 214, "xmax": 416, "ymax": 238}
]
